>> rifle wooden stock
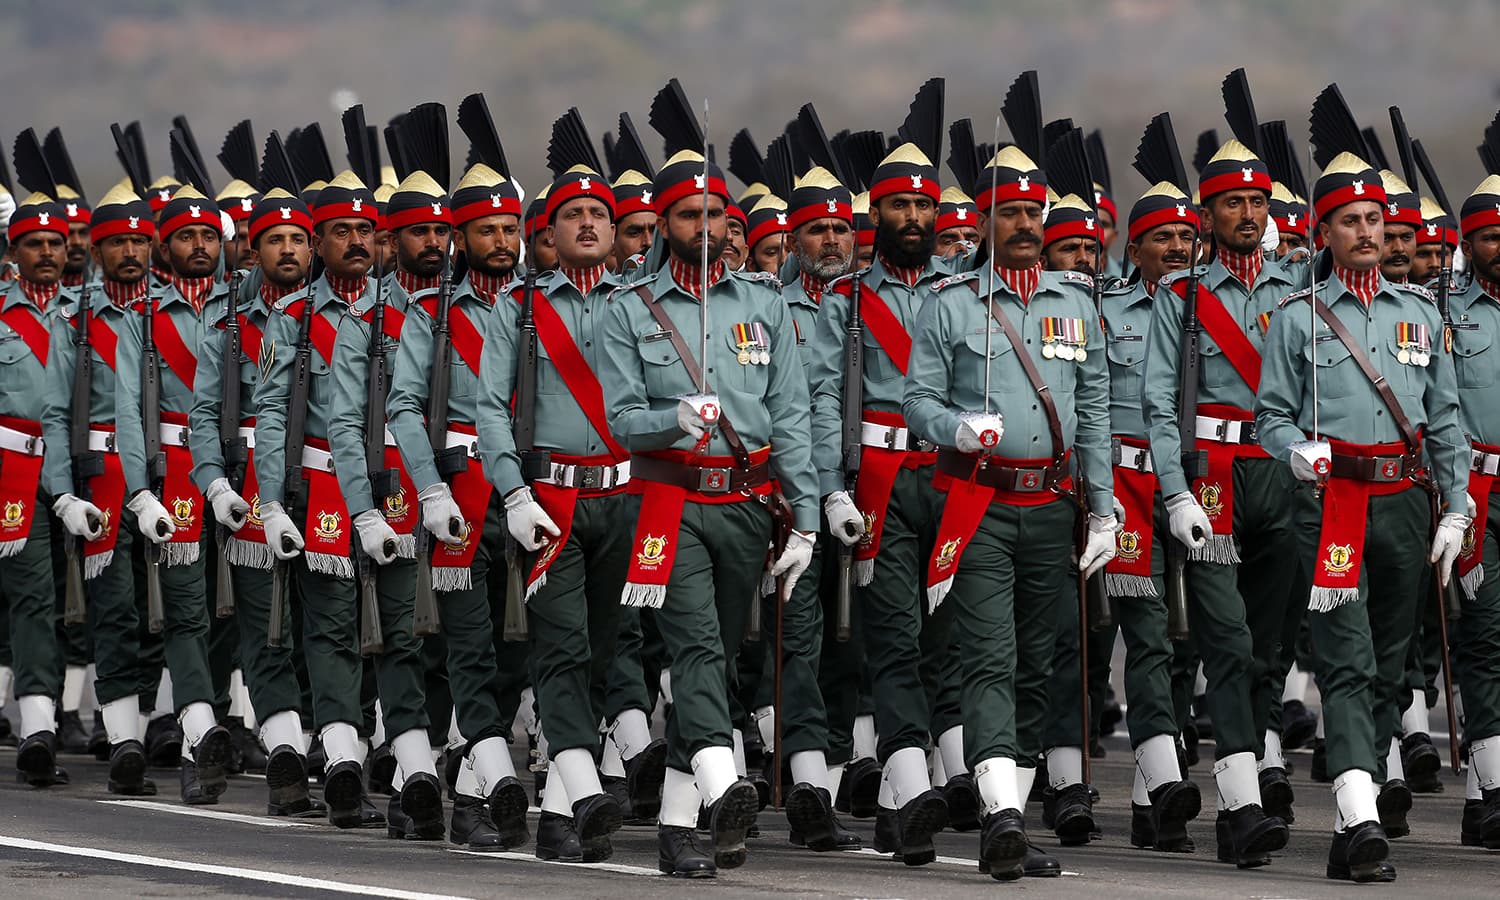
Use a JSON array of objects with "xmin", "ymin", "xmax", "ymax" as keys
[
  {"xmin": 268, "ymin": 559, "xmax": 288, "ymax": 648},
  {"xmin": 214, "ymin": 528, "xmax": 234, "ymax": 619},
  {"xmin": 268, "ymin": 282, "xmax": 319, "ymax": 649},
  {"xmin": 502, "ymin": 535, "xmax": 528, "ymax": 641},
  {"xmin": 217, "ymin": 269, "xmax": 246, "ymax": 619},
  {"xmin": 141, "ymin": 297, "xmax": 168, "ymax": 634},
  {"xmin": 835, "ymin": 275, "xmax": 864, "ymax": 644},
  {"xmin": 65, "ymin": 285, "xmax": 100, "ymax": 626},
  {"xmin": 358, "ymin": 537, "xmax": 396, "ymax": 656}
]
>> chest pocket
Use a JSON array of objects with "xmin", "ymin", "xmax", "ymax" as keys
[
  {"xmin": 862, "ymin": 327, "xmax": 907, "ymax": 385},
  {"xmin": 637, "ymin": 332, "xmax": 694, "ymax": 400},
  {"xmin": 0, "ymin": 333, "xmax": 31, "ymax": 365},
  {"xmin": 1106, "ymin": 335, "xmax": 1145, "ymax": 402},
  {"xmin": 1197, "ymin": 335, "xmax": 1242, "ymax": 390},
  {"xmin": 1452, "ymin": 326, "xmax": 1494, "ymax": 389},
  {"xmin": 1302, "ymin": 335, "xmax": 1359, "ymax": 399},
  {"xmin": 721, "ymin": 331, "xmax": 770, "ymax": 395},
  {"xmin": 960, "ymin": 328, "xmax": 1013, "ymax": 393},
  {"xmin": 1383, "ymin": 336, "xmax": 1423, "ymax": 396},
  {"xmin": 533, "ymin": 340, "xmax": 565, "ymax": 396}
]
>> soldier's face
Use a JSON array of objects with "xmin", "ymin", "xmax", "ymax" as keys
[
  {"xmin": 372, "ymin": 229, "xmax": 394, "ymax": 275},
  {"xmin": 253, "ymin": 224, "xmax": 311, "ymax": 288},
  {"xmin": 93, "ymin": 233, "xmax": 151, "ymax": 284},
  {"xmin": 1204, "ymin": 189, "xmax": 1268, "ymax": 254},
  {"xmin": 166, "ymin": 223, "xmax": 221, "ymax": 278},
  {"xmin": 795, "ymin": 218, "xmax": 855, "ymax": 280},
  {"xmin": 611, "ymin": 211, "xmax": 656, "ymax": 269},
  {"xmin": 528, "ymin": 231, "xmax": 558, "ymax": 272},
  {"xmin": 1463, "ymin": 226, "xmax": 1500, "ymax": 284},
  {"xmin": 13, "ymin": 231, "xmax": 65, "ymax": 284},
  {"xmin": 1276, "ymin": 230, "xmax": 1307, "ymax": 258},
  {"xmin": 1097, "ymin": 207, "xmax": 1118, "ymax": 251},
  {"xmin": 1411, "ymin": 243, "xmax": 1446, "ymax": 284},
  {"xmin": 1128, "ymin": 223, "xmax": 1196, "ymax": 285},
  {"xmin": 1381, "ymin": 223, "xmax": 1416, "ymax": 281},
  {"xmin": 749, "ymin": 233, "xmax": 786, "ymax": 274},
  {"xmin": 856, "ymin": 241, "xmax": 874, "ymax": 269},
  {"xmin": 660, "ymin": 194, "xmax": 728, "ymax": 267},
  {"xmin": 65, "ymin": 221, "xmax": 90, "ymax": 274},
  {"xmin": 456, "ymin": 215, "xmax": 520, "ymax": 278},
  {"xmin": 549, "ymin": 198, "xmax": 614, "ymax": 270},
  {"xmin": 871, "ymin": 194, "xmax": 936, "ymax": 267},
  {"xmin": 396, "ymin": 222, "xmax": 451, "ymax": 278},
  {"xmin": 313, "ymin": 217, "xmax": 375, "ymax": 278},
  {"xmin": 986, "ymin": 200, "xmax": 1045, "ymax": 269},
  {"xmin": 935, "ymin": 225, "xmax": 981, "ymax": 258},
  {"xmin": 1043, "ymin": 236, "xmax": 1098, "ymax": 275},
  {"xmin": 1319, "ymin": 201, "xmax": 1385, "ymax": 271},
  {"xmin": 721, "ymin": 217, "xmax": 747, "ymax": 269}
]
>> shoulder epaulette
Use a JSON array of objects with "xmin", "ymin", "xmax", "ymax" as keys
[
  {"xmin": 273, "ymin": 292, "xmax": 303, "ymax": 313},
  {"xmin": 733, "ymin": 268, "xmax": 781, "ymax": 289},
  {"xmin": 932, "ymin": 271, "xmax": 980, "ymax": 292},
  {"xmin": 1157, "ymin": 265, "xmax": 1208, "ymax": 288},
  {"xmin": 1391, "ymin": 281, "xmax": 1435, "ymax": 303},
  {"xmin": 1277, "ymin": 285, "xmax": 1315, "ymax": 308},
  {"xmin": 1058, "ymin": 270, "xmax": 1094, "ymax": 288}
]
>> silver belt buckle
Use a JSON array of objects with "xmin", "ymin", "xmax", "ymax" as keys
[
  {"xmin": 1374, "ymin": 457, "xmax": 1404, "ymax": 482},
  {"xmin": 882, "ymin": 426, "xmax": 900, "ymax": 450},
  {"xmin": 697, "ymin": 466, "xmax": 732, "ymax": 492},
  {"xmin": 1213, "ymin": 420, "xmax": 1230, "ymax": 441}
]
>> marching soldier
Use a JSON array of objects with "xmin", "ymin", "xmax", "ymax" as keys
[
  {"xmin": 3, "ymin": 192, "xmax": 68, "ymax": 786},
  {"xmin": 1040, "ymin": 194, "xmax": 1102, "ymax": 275},
  {"xmin": 744, "ymin": 196, "xmax": 789, "ymax": 276},
  {"xmin": 1412, "ymin": 198, "xmax": 1457, "ymax": 287},
  {"xmin": 1269, "ymin": 184, "xmax": 1310, "ymax": 259},
  {"xmin": 596, "ymin": 111, "xmax": 817, "ymax": 876},
  {"xmin": 721, "ymin": 201, "xmax": 749, "ymax": 272},
  {"xmin": 385, "ymin": 161, "xmax": 535, "ymax": 853},
  {"xmin": 934, "ymin": 188, "xmax": 980, "ymax": 258},
  {"xmin": 1254, "ymin": 151, "xmax": 1469, "ymax": 881},
  {"xmin": 1142, "ymin": 139, "xmax": 1299, "ymax": 863},
  {"xmin": 1379, "ymin": 171, "xmax": 1422, "ymax": 285},
  {"xmin": 903, "ymin": 145, "xmax": 1118, "ymax": 881}
]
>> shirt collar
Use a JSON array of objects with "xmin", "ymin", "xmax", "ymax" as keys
[{"xmin": 666, "ymin": 256, "xmax": 726, "ymax": 300}]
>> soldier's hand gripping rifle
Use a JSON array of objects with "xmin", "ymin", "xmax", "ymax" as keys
[
  {"xmin": 359, "ymin": 274, "xmax": 398, "ymax": 655},
  {"xmin": 216, "ymin": 268, "xmax": 245, "ymax": 619},
  {"xmin": 64, "ymin": 279, "xmax": 104, "ymax": 625},
  {"xmin": 415, "ymin": 248, "xmax": 461, "ymax": 637},
  {"xmin": 506, "ymin": 266, "xmax": 543, "ymax": 641},
  {"xmin": 268, "ymin": 279, "xmax": 318, "ymax": 648},
  {"xmin": 834, "ymin": 274, "xmax": 864, "ymax": 642},
  {"xmin": 141, "ymin": 298, "xmax": 171, "ymax": 633}
]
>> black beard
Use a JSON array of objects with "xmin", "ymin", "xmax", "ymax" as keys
[
  {"xmin": 667, "ymin": 231, "xmax": 727, "ymax": 266},
  {"xmin": 467, "ymin": 251, "xmax": 516, "ymax": 278},
  {"xmin": 264, "ymin": 264, "xmax": 306, "ymax": 288},
  {"xmin": 874, "ymin": 219, "xmax": 935, "ymax": 269},
  {"xmin": 399, "ymin": 251, "xmax": 444, "ymax": 278}
]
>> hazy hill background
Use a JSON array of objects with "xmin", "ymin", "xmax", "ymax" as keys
[{"xmin": 5, "ymin": 0, "xmax": 1497, "ymax": 207}]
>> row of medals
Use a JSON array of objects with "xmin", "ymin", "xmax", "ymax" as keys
[
  {"xmin": 1042, "ymin": 338, "xmax": 1087, "ymax": 362},
  {"xmin": 738, "ymin": 344, "xmax": 769, "ymax": 365},
  {"xmin": 1396, "ymin": 343, "xmax": 1431, "ymax": 367}
]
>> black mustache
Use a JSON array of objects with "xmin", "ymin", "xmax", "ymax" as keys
[
  {"xmin": 1386, "ymin": 254, "xmax": 1410, "ymax": 265},
  {"xmin": 343, "ymin": 248, "xmax": 370, "ymax": 259},
  {"xmin": 1162, "ymin": 253, "xmax": 1191, "ymax": 265},
  {"xmin": 1006, "ymin": 232, "xmax": 1040, "ymax": 245}
]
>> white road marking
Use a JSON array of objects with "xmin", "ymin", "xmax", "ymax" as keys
[
  {"xmin": 0, "ymin": 834, "xmax": 476, "ymax": 900},
  {"xmin": 448, "ymin": 847, "xmax": 663, "ymax": 876},
  {"xmin": 97, "ymin": 799, "xmax": 319, "ymax": 827},
  {"xmin": 848, "ymin": 847, "xmax": 1080, "ymax": 875}
]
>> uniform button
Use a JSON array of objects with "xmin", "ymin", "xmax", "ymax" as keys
[
  {"xmin": 1032, "ymin": 405, "xmax": 1038, "ymax": 411},
  {"xmin": 1376, "ymin": 410, "xmax": 1383, "ymax": 417},
  {"xmin": 1124, "ymin": 325, "xmax": 1132, "ymax": 331},
  {"xmin": 584, "ymin": 341, "xmax": 591, "ymax": 347}
]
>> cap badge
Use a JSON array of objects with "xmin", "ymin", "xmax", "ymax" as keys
[
  {"xmin": 351, "ymin": 198, "xmax": 364, "ymax": 211},
  {"xmin": 1085, "ymin": 217, "xmax": 1095, "ymax": 230},
  {"xmin": 158, "ymin": 189, "xmax": 171, "ymax": 202},
  {"xmin": 189, "ymin": 205, "xmax": 202, "ymax": 218},
  {"xmin": 490, "ymin": 194, "xmax": 502, "ymax": 207},
  {"xmin": 1388, "ymin": 202, "xmax": 1399, "ymax": 216},
  {"xmin": 431, "ymin": 202, "xmax": 443, "ymax": 215},
  {"xmin": 826, "ymin": 199, "xmax": 838, "ymax": 213},
  {"xmin": 37, "ymin": 212, "xmax": 49, "ymax": 225},
  {"xmin": 128, "ymin": 216, "xmax": 140, "ymax": 228},
  {"xmin": 911, "ymin": 175, "xmax": 924, "ymax": 190},
  {"xmin": 693, "ymin": 174, "xmax": 706, "ymax": 190},
  {"xmin": 1018, "ymin": 175, "xmax": 1031, "ymax": 192},
  {"xmin": 1241, "ymin": 167, "xmax": 1254, "ymax": 182},
  {"xmin": 1427, "ymin": 224, "xmax": 1437, "ymax": 236},
  {"xmin": 1175, "ymin": 204, "xmax": 1187, "ymax": 217},
  {"xmin": 279, "ymin": 207, "xmax": 291, "ymax": 220},
  {"xmin": 957, "ymin": 209, "xmax": 969, "ymax": 221},
  {"xmin": 241, "ymin": 199, "xmax": 253, "ymax": 211},
  {"xmin": 1352, "ymin": 180, "xmax": 1365, "ymax": 195},
  {"xmin": 579, "ymin": 177, "xmax": 591, "ymax": 191},
  {"xmin": 776, "ymin": 213, "xmax": 787, "ymax": 226},
  {"xmin": 642, "ymin": 191, "xmax": 653, "ymax": 205},
  {"xmin": 67, "ymin": 204, "xmax": 78, "ymax": 217}
]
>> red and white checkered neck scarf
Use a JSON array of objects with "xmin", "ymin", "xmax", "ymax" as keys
[
  {"xmin": 395, "ymin": 269, "xmax": 440, "ymax": 296},
  {"xmin": 1334, "ymin": 265, "xmax": 1380, "ymax": 305},
  {"xmin": 880, "ymin": 255, "xmax": 923, "ymax": 288},
  {"xmin": 103, "ymin": 278, "xmax": 149, "ymax": 309},
  {"xmin": 172, "ymin": 275, "xmax": 215, "ymax": 314},
  {"xmin": 326, "ymin": 273, "xmax": 366, "ymax": 307},
  {"xmin": 560, "ymin": 263, "xmax": 608, "ymax": 296},
  {"xmin": 996, "ymin": 261, "xmax": 1043, "ymax": 305},
  {"xmin": 259, "ymin": 280, "xmax": 303, "ymax": 307},
  {"xmin": 1217, "ymin": 246, "xmax": 1265, "ymax": 291},
  {"xmin": 669, "ymin": 257, "xmax": 725, "ymax": 300},
  {"xmin": 17, "ymin": 278, "xmax": 60, "ymax": 309},
  {"xmin": 467, "ymin": 270, "xmax": 514, "ymax": 305},
  {"xmin": 1479, "ymin": 277, "xmax": 1500, "ymax": 304},
  {"xmin": 800, "ymin": 271, "xmax": 828, "ymax": 302}
]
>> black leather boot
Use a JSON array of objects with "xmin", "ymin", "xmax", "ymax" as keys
[
  {"xmin": 658, "ymin": 825, "xmax": 716, "ymax": 877},
  {"xmin": 449, "ymin": 794, "xmax": 505, "ymax": 849},
  {"xmin": 1326, "ymin": 820, "xmax": 1393, "ymax": 883},
  {"xmin": 1215, "ymin": 805, "xmax": 1287, "ymax": 868},
  {"xmin": 399, "ymin": 771, "xmax": 445, "ymax": 840},
  {"xmin": 107, "ymin": 739, "xmax": 156, "ymax": 796}
]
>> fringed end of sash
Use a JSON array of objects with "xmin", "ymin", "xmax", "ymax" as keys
[
  {"xmin": 306, "ymin": 552, "xmax": 355, "ymax": 581},
  {"xmin": 432, "ymin": 566, "xmax": 472, "ymax": 593},
  {"xmin": 1461, "ymin": 565, "xmax": 1484, "ymax": 602},
  {"xmin": 759, "ymin": 569, "xmax": 775, "ymax": 598},
  {"xmin": 1105, "ymin": 573, "xmax": 1158, "ymax": 598},
  {"xmin": 163, "ymin": 542, "xmax": 199, "ymax": 567},
  {"xmin": 926, "ymin": 577, "xmax": 954, "ymax": 614},
  {"xmin": 83, "ymin": 550, "xmax": 114, "ymax": 580},
  {"xmin": 1309, "ymin": 585, "xmax": 1360, "ymax": 613},
  {"xmin": 854, "ymin": 558, "xmax": 874, "ymax": 588},
  {"xmin": 224, "ymin": 537, "xmax": 274, "ymax": 571},
  {"xmin": 621, "ymin": 583, "xmax": 666, "ymax": 609},
  {"xmin": 0, "ymin": 537, "xmax": 28, "ymax": 559},
  {"xmin": 1188, "ymin": 534, "xmax": 1240, "ymax": 565},
  {"xmin": 524, "ymin": 574, "xmax": 546, "ymax": 603},
  {"xmin": 394, "ymin": 533, "xmax": 417, "ymax": 560}
]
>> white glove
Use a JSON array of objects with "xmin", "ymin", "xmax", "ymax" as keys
[
  {"xmin": 504, "ymin": 486, "xmax": 560, "ymax": 551},
  {"xmin": 1079, "ymin": 514, "xmax": 1118, "ymax": 578},
  {"xmin": 823, "ymin": 491, "xmax": 865, "ymax": 547},
  {"xmin": 1288, "ymin": 440, "xmax": 1332, "ymax": 483},
  {"xmin": 1112, "ymin": 496, "xmax": 1126, "ymax": 531},
  {"xmin": 1164, "ymin": 491, "xmax": 1211, "ymax": 551},
  {"xmin": 1430, "ymin": 512, "xmax": 1471, "ymax": 586},
  {"xmin": 418, "ymin": 482, "xmax": 465, "ymax": 546},
  {"xmin": 52, "ymin": 493, "xmax": 105, "ymax": 541},
  {"xmin": 1466, "ymin": 492, "xmax": 1478, "ymax": 518},
  {"xmin": 955, "ymin": 412, "xmax": 1004, "ymax": 453},
  {"xmin": 675, "ymin": 396, "xmax": 719, "ymax": 442},
  {"xmin": 258, "ymin": 501, "xmax": 304, "ymax": 560},
  {"xmin": 0, "ymin": 190, "xmax": 15, "ymax": 230},
  {"xmin": 204, "ymin": 477, "xmax": 251, "ymax": 531},
  {"xmin": 771, "ymin": 530, "xmax": 817, "ymax": 599},
  {"xmin": 353, "ymin": 509, "xmax": 399, "ymax": 565},
  {"xmin": 126, "ymin": 491, "xmax": 176, "ymax": 544}
]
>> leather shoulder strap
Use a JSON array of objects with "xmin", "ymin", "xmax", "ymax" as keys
[
  {"xmin": 632, "ymin": 285, "xmax": 752, "ymax": 468},
  {"xmin": 1311, "ymin": 297, "xmax": 1420, "ymax": 453},
  {"xmin": 967, "ymin": 283, "xmax": 1066, "ymax": 462}
]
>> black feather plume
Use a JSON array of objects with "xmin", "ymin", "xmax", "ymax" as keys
[
  {"xmin": 257, "ymin": 130, "xmax": 300, "ymax": 195},
  {"xmin": 648, "ymin": 78, "xmax": 704, "ymax": 157},
  {"xmin": 1413, "ymin": 139, "xmax": 1452, "ymax": 215},
  {"xmin": 728, "ymin": 128, "xmax": 764, "ymax": 188},
  {"xmin": 0, "ymin": 150, "xmax": 11, "ymax": 194},
  {"xmin": 897, "ymin": 77, "xmax": 944, "ymax": 165},
  {"xmin": 218, "ymin": 120, "xmax": 259, "ymax": 185},
  {"xmin": 1361, "ymin": 127, "xmax": 1390, "ymax": 171},
  {"xmin": 1479, "ymin": 109, "xmax": 1500, "ymax": 177},
  {"xmin": 1043, "ymin": 118, "xmax": 1074, "ymax": 163},
  {"xmin": 843, "ymin": 130, "xmax": 885, "ymax": 193},
  {"xmin": 385, "ymin": 116, "xmax": 412, "ymax": 182},
  {"xmin": 42, "ymin": 128, "xmax": 84, "ymax": 201},
  {"xmin": 170, "ymin": 115, "xmax": 212, "ymax": 190},
  {"xmin": 124, "ymin": 122, "xmax": 151, "ymax": 183},
  {"xmin": 1192, "ymin": 129, "xmax": 1219, "ymax": 175},
  {"xmin": 1133, "ymin": 113, "xmax": 1190, "ymax": 196},
  {"xmin": 1045, "ymin": 126, "xmax": 1093, "ymax": 202},
  {"xmin": 612, "ymin": 112, "xmax": 654, "ymax": 180},
  {"xmin": 456, "ymin": 93, "xmax": 511, "ymax": 179},
  {"xmin": 1259, "ymin": 120, "xmax": 1307, "ymax": 199},
  {"xmin": 795, "ymin": 103, "xmax": 847, "ymax": 184},
  {"xmin": 783, "ymin": 120, "xmax": 810, "ymax": 176},
  {"xmin": 170, "ymin": 127, "xmax": 216, "ymax": 194},
  {"xmin": 946, "ymin": 119, "xmax": 980, "ymax": 194},
  {"xmin": 12, "ymin": 128, "xmax": 58, "ymax": 197},
  {"xmin": 1085, "ymin": 130, "xmax": 1111, "ymax": 194},
  {"xmin": 1309, "ymin": 83, "xmax": 1370, "ymax": 170},
  {"xmin": 1388, "ymin": 107, "xmax": 1419, "ymax": 197},
  {"xmin": 546, "ymin": 107, "xmax": 604, "ymax": 178},
  {"xmin": 762, "ymin": 135, "xmax": 795, "ymax": 202},
  {"xmin": 602, "ymin": 133, "xmax": 620, "ymax": 180},
  {"xmin": 1002, "ymin": 70, "xmax": 1044, "ymax": 165},
  {"xmin": 1220, "ymin": 68, "xmax": 1263, "ymax": 158},
  {"xmin": 341, "ymin": 105, "xmax": 378, "ymax": 189},
  {"xmin": 400, "ymin": 103, "xmax": 450, "ymax": 190},
  {"xmin": 111, "ymin": 123, "xmax": 149, "ymax": 196},
  {"xmin": 290, "ymin": 123, "xmax": 336, "ymax": 186}
]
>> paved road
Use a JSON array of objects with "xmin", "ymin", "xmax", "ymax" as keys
[{"xmin": 0, "ymin": 733, "xmax": 1492, "ymax": 899}]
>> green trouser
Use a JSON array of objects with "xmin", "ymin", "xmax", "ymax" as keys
[
  {"xmin": 4, "ymin": 497, "xmax": 60, "ymax": 699},
  {"xmin": 1402, "ymin": 579, "xmax": 1444, "ymax": 713},
  {"xmin": 1042, "ymin": 579, "xmax": 1087, "ymax": 751},
  {"xmin": 435, "ymin": 500, "xmax": 509, "ymax": 747},
  {"xmin": 952, "ymin": 498, "xmax": 1074, "ymax": 768},
  {"xmin": 421, "ymin": 632, "xmax": 452, "ymax": 747},
  {"xmin": 527, "ymin": 491, "xmax": 628, "ymax": 756},
  {"xmin": 1267, "ymin": 554, "xmax": 1314, "ymax": 735},
  {"xmin": 277, "ymin": 534, "xmax": 362, "ymax": 729},
  {"xmin": 1186, "ymin": 456, "xmax": 1299, "ymax": 760},
  {"xmin": 50, "ymin": 517, "xmax": 91, "ymax": 669},
  {"xmin": 158, "ymin": 529, "xmax": 218, "ymax": 711},
  {"xmin": 923, "ymin": 605, "xmax": 963, "ymax": 743},
  {"xmin": 652, "ymin": 497, "xmax": 772, "ymax": 772},
  {"xmin": 817, "ymin": 552, "xmax": 865, "ymax": 763},
  {"xmin": 367, "ymin": 556, "xmax": 428, "ymax": 739},
  {"xmin": 1113, "ymin": 505, "xmax": 1179, "ymax": 747},
  {"xmin": 752, "ymin": 539, "xmax": 830, "ymax": 758},
  {"xmin": 229, "ymin": 563, "xmax": 302, "ymax": 720},
  {"xmin": 88, "ymin": 518, "xmax": 151, "ymax": 707},
  {"xmin": 1457, "ymin": 510, "xmax": 1500, "ymax": 741},
  {"xmin": 1294, "ymin": 483, "xmax": 1428, "ymax": 778},
  {"xmin": 862, "ymin": 465, "xmax": 947, "ymax": 762},
  {"xmin": 604, "ymin": 608, "xmax": 657, "ymax": 722}
]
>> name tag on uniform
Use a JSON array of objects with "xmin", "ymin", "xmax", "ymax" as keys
[
  {"xmin": 1113, "ymin": 334, "xmax": 1144, "ymax": 343},
  {"xmin": 1315, "ymin": 333, "xmax": 1340, "ymax": 344},
  {"xmin": 641, "ymin": 330, "xmax": 673, "ymax": 343}
]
